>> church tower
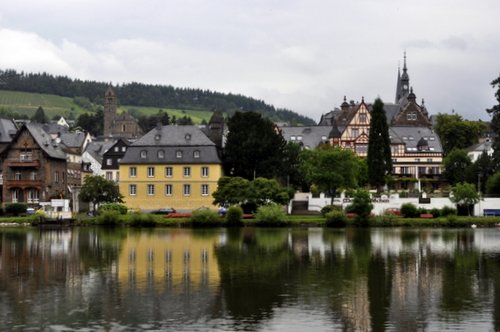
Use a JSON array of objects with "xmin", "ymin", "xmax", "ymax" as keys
[
  {"xmin": 395, "ymin": 52, "xmax": 410, "ymax": 104},
  {"xmin": 104, "ymin": 86, "xmax": 117, "ymax": 137}
]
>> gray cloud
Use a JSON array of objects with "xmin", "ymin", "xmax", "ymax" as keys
[{"xmin": 0, "ymin": 0, "xmax": 499, "ymax": 122}]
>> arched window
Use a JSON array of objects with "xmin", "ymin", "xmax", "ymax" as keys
[
  {"xmin": 158, "ymin": 150, "xmax": 165, "ymax": 159},
  {"xmin": 140, "ymin": 150, "xmax": 147, "ymax": 159}
]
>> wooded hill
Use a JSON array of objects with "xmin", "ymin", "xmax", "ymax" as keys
[{"xmin": 0, "ymin": 69, "xmax": 316, "ymax": 125}]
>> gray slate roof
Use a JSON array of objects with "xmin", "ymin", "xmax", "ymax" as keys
[
  {"xmin": 60, "ymin": 131, "xmax": 87, "ymax": 148},
  {"xmin": 390, "ymin": 126, "xmax": 443, "ymax": 153},
  {"xmin": 133, "ymin": 125, "xmax": 215, "ymax": 146},
  {"xmin": 280, "ymin": 126, "xmax": 332, "ymax": 149},
  {"xmin": 121, "ymin": 125, "xmax": 221, "ymax": 164},
  {"xmin": 0, "ymin": 118, "xmax": 18, "ymax": 143},
  {"xmin": 26, "ymin": 123, "xmax": 67, "ymax": 160}
]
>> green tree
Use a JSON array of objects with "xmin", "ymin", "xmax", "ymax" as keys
[
  {"xmin": 301, "ymin": 146, "xmax": 359, "ymax": 205},
  {"xmin": 346, "ymin": 189, "xmax": 374, "ymax": 226},
  {"xmin": 224, "ymin": 111, "xmax": 287, "ymax": 180},
  {"xmin": 486, "ymin": 172, "xmax": 500, "ymax": 196},
  {"xmin": 250, "ymin": 177, "xmax": 291, "ymax": 206},
  {"xmin": 79, "ymin": 175, "xmax": 123, "ymax": 212},
  {"xmin": 434, "ymin": 113, "xmax": 486, "ymax": 155},
  {"xmin": 450, "ymin": 182, "xmax": 480, "ymax": 216},
  {"xmin": 212, "ymin": 176, "xmax": 251, "ymax": 206},
  {"xmin": 367, "ymin": 98, "xmax": 392, "ymax": 191},
  {"xmin": 487, "ymin": 75, "xmax": 500, "ymax": 169},
  {"xmin": 443, "ymin": 149, "xmax": 472, "ymax": 185},
  {"xmin": 467, "ymin": 151, "xmax": 495, "ymax": 194},
  {"xmin": 76, "ymin": 109, "xmax": 104, "ymax": 136},
  {"xmin": 31, "ymin": 106, "xmax": 48, "ymax": 123},
  {"xmin": 212, "ymin": 176, "xmax": 290, "ymax": 207},
  {"xmin": 282, "ymin": 141, "xmax": 306, "ymax": 189}
]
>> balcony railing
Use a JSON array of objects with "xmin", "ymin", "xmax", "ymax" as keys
[
  {"xmin": 4, "ymin": 179, "xmax": 43, "ymax": 190},
  {"xmin": 6, "ymin": 159, "xmax": 40, "ymax": 168}
]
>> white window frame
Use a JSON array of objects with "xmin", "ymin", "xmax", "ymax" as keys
[
  {"xmin": 147, "ymin": 184, "xmax": 155, "ymax": 196},
  {"xmin": 147, "ymin": 167, "xmax": 155, "ymax": 178},
  {"xmin": 165, "ymin": 167, "xmax": 173, "ymax": 177},
  {"xmin": 129, "ymin": 184, "xmax": 137, "ymax": 196},
  {"xmin": 201, "ymin": 166, "xmax": 209, "ymax": 177},
  {"xmin": 183, "ymin": 184, "xmax": 191, "ymax": 196},
  {"xmin": 183, "ymin": 167, "xmax": 191, "ymax": 177},
  {"xmin": 165, "ymin": 184, "xmax": 172, "ymax": 196},
  {"xmin": 201, "ymin": 184, "xmax": 209, "ymax": 196},
  {"xmin": 129, "ymin": 167, "xmax": 137, "ymax": 177}
]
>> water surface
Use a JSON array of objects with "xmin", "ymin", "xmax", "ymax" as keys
[{"xmin": 1, "ymin": 227, "xmax": 500, "ymax": 331}]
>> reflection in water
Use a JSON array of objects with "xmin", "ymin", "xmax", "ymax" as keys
[{"xmin": 1, "ymin": 227, "xmax": 500, "ymax": 331}]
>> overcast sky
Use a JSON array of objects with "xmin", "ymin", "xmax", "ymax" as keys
[{"xmin": 1, "ymin": 0, "xmax": 499, "ymax": 122}]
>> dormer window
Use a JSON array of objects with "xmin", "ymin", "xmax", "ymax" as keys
[
  {"xmin": 158, "ymin": 150, "xmax": 165, "ymax": 159},
  {"xmin": 193, "ymin": 150, "xmax": 200, "ymax": 158},
  {"xmin": 140, "ymin": 150, "xmax": 147, "ymax": 159},
  {"xmin": 176, "ymin": 150, "xmax": 183, "ymax": 158},
  {"xmin": 185, "ymin": 134, "xmax": 191, "ymax": 140},
  {"xmin": 407, "ymin": 112, "xmax": 417, "ymax": 121}
]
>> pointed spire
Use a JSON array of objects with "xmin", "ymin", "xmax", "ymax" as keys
[{"xmin": 403, "ymin": 50, "xmax": 407, "ymax": 72}]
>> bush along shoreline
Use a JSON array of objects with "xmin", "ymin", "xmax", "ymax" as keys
[{"xmin": 1, "ymin": 203, "xmax": 499, "ymax": 228}]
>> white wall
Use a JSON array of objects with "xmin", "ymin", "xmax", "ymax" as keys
[{"xmin": 301, "ymin": 192, "xmax": 500, "ymax": 216}]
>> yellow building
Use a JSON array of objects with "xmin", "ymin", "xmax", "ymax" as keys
[{"xmin": 119, "ymin": 125, "xmax": 223, "ymax": 211}]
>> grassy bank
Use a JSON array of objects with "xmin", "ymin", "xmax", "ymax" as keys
[{"xmin": 2, "ymin": 213, "xmax": 499, "ymax": 228}]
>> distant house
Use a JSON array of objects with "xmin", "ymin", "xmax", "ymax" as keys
[
  {"xmin": 119, "ymin": 125, "xmax": 222, "ymax": 211},
  {"xmin": 82, "ymin": 140, "xmax": 116, "ymax": 178},
  {"xmin": 1, "ymin": 123, "xmax": 68, "ymax": 205},
  {"xmin": 103, "ymin": 87, "xmax": 143, "ymax": 139},
  {"xmin": 467, "ymin": 139, "xmax": 493, "ymax": 162},
  {"xmin": 101, "ymin": 138, "xmax": 130, "ymax": 182},
  {"xmin": 283, "ymin": 54, "xmax": 445, "ymax": 192},
  {"xmin": 0, "ymin": 118, "xmax": 18, "ymax": 154}
]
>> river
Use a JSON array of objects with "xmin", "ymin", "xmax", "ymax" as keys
[{"xmin": 1, "ymin": 226, "xmax": 499, "ymax": 331}]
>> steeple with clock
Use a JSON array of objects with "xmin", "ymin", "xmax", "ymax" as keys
[{"xmin": 395, "ymin": 52, "xmax": 410, "ymax": 104}]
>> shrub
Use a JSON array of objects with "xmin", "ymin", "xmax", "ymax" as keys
[
  {"xmin": 325, "ymin": 210, "xmax": 348, "ymax": 227},
  {"xmin": 254, "ymin": 204, "xmax": 287, "ymax": 226},
  {"xmin": 441, "ymin": 206, "xmax": 457, "ymax": 217},
  {"xmin": 225, "ymin": 205, "xmax": 243, "ymax": 226},
  {"xmin": 98, "ymin": 203, "xmax": 128, "ymax": 215},
  {"xmin": 417, "ymin": 207, "xmax": 428, "ymax": 215},
  {"xmin": 347, "ymin": 190, "xmax": 373, "ymax": 226},
  {"xmin": 95, "ymin": 211, "xmax": 122, "ymax": 226},
  {"xmin": 190, "ymin": 209, "xmax": 221, "ymax": 227},
  {"xmin": 129, "ymin": 213, "xmax": 156, "ymax": 227},
  {"xmin": 321, "ymin": 205, "xmax": 342, "ymax": 217},
  {"xmin": 430, "ymin": 208, "xmax": 441, "ymax": 218},
  {"xmin": 5, "ymin": 203, "xmax": 27, "ymax": 216},
  {"xmin": 400, "ymin": 203, "xmax": 418, "ymax": 218},
  {"xmin": 375, "ymin": 213, "xmax": 399, "ymax": 226}
]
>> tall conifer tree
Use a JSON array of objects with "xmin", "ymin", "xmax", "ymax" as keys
[
  {"xmin": 487, "ymin": 75, "xmax": 500, "ymax": 170},
  {"xmin": 367, "ymin": 98, "xmax": 392, "ymax": 191}
]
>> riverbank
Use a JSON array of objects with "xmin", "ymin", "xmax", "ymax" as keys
[{"xmin": 2, "ymin": 213, "xmax": 500, "ymax": 228}]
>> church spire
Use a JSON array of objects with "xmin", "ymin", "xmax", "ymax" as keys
[{"xmin": 395, "ymin": 52, "xmax": 410, "ymax": 104}]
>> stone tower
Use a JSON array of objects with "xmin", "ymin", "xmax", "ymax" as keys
[{"xmin": 104, "ymin": 86, "xmax": 117, "ymax": 137}]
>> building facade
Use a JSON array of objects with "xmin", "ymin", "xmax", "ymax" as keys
[
  {"xmin": 103, "ymin": 87, "xmax": 143, "ymax": 139},
  {"xmin": 1, "ymin": 123, "xmax": 68, "ymax": 205},
  {"xmin": 300, "ymin": 54, "xmax": 444, "ymax": 192},
  {"xmin": 119, "ymin": 125, "xmax": 223, "ymax": 211}
]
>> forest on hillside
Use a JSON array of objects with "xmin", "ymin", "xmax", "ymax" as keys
[{"xmin": 0, "ymin": 69, "xmax": 315, "ymax": 125}]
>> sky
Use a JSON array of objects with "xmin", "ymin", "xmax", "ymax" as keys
[{"xmin": 0, "ymin": 0, "xmax": 499, "ymax": 123}]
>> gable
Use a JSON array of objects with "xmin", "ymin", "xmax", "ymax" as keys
[{"xmin": 391, "ymin": 102, "xmax": 431, "ymax": 127}]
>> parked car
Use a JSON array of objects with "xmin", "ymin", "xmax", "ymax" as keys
[{"xmin": 151, "ymin": 207, "xmax": 176, "ymax": 215}]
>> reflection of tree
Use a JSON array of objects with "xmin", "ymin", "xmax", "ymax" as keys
[
  {"xmin": 77, "ymin": 227, "xmax": 124, "ymax": 271},
  {"xmin": 214, "ymin": 228, "xmax": 298, "ymax": 330},
  {"xmin": 368, "ymin": 252, "xmax": 392, "ymax": 332}
]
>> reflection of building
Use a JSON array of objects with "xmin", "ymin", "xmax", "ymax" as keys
[
  {"xmin": 117, "ymin": 229, "xmax": 220, "ymax": 291},
  {"xmin": 119, "ymin": 125, "xmax": 222, "ymax": 211}
]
